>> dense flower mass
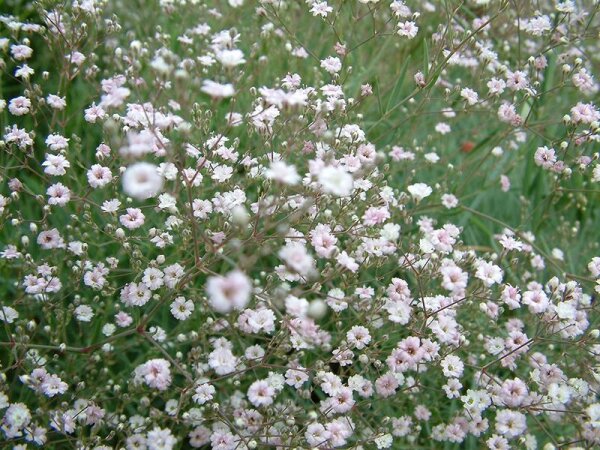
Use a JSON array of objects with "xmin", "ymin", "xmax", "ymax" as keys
[{"xmin": 0, "ymin": 1, "xmax": 600, "ymax": 449}]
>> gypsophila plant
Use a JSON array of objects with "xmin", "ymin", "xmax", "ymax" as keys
[{"xmin": 1, "ymin": 0, "xmax": 600, "ymax": 448}]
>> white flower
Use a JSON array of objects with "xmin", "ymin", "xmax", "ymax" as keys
[
  {"xmin": 407, "ymin": 183, "xmax": 432, "ymax": 201},
  {"xmin": 318, "ymin": 166, "xmax": 353, "ymax": 197},
  {"xmin": 279, "ymin": 242, "xmax": 315, "ymax": 276},
  {"xmin": 397, "ymin": 21, "xmax": 418, "ymax": 39},
  {"xmin": 170, "ymin": 296, "xmax": 194, "ymax": 320},
  {"xmin": 87, "ymin": 164, "xmax": 113, "ymax": 188},
  {"xmin": 265, "ymin": 161, "xmax": 300, "ymax": 185},
  {"xmin": 380, "ymin": 223, "xmax": 401, "ymax": 241},
  {"xmin": 555, "ymin": 301, "xmax": 576, "ymax": 320},
  {"xmin": 74, "ymin": 305, "xmax": 94, "ymax": 322},
  {"xmin": 475, "ymin": 260, "xmax": 504, "ymax": 286},
  {"xmin": 375, "ymin": 433, "xmax": 393, "ymax": 449},
  {"xmin": 134, "ymin": 359, "xmax": 172, "ymax": 391},
  {"xmin": 441, "ymin": 194, "xmax": 459, "ymax": 209},
  {"xmin": 0, "ymin": 306, "xmax": 18, "ymax": 323},
  {"xmin": 460, "ymin": 87, "xmax": 479, "ymax": 105},
  {"xmin": 592, "ymin": 164, "xmax": 600, "ymax": 182},
  {"xmin": 589, "ymin": 257, "xmax": 600, "ymax": 277},
  {"xmin": 216, "ymin": 49, "xmax": 246, "ymax": 67},
  {"xmin": 158, "ymin": 193, "xmax": 178, "ymax": 212},
  {"xmin": 8, "ymin": 96, "xmax": 31, "ymax": 115},
  {"xmin": 320, "ymin": 56, "xmax": 342, "ymax": 74},
  {"xmin": 201, "ymin": 80, "xmax": 235, "ymax": 99},
  {"xmin": 122, "ymin": 162, "xmax": 164, "ymax": 200}
]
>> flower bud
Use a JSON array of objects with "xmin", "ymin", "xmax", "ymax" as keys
[{"xmin": 308, "ymin": 299, "xmax": 327, "ymax": 320}]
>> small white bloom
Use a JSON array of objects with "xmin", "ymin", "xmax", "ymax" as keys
[
  {"xmin": 122, "ymin": 162, "xmax": 164, "ymax": 200},
  {"xmin": 318, "ymin": 166, "xmax": 353, "ymax": 197},
  {"xmin": 407, "ymin": 183, "xmax": 432, "ymax": 201}
]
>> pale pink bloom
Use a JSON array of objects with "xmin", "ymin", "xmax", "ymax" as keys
[
  {"xmin": 305, "ymin": 423, "xmax": 330, "ymax": 447},
  {"xmin": 460, "ymin": 87, "xmax": 479, "ymax": 105},
  {"xmin": 346, "ymin": 326, "xmax": 371, "ymax": 350},
  {"xmin": 11, "ymin": 44, "xmax": 33, "ymax": 60},
  {"xmin": 534, "ymin": 146, "xmax": 557, "ymax": 169},
  {"xmin": 320, "ymin": 372, "xmax": 343, "ymax": 396},
  {"xmin": 121, "ymin": 282, "xmax": 151, "ymax": 307},
  {"xmin": 441, "ymin": 194, "xmax": 458, "ymax": 209},
  {"xmin": 506, "ymin": 70, "xmax": 529, "ymax": 91},
  {"xmin": 310, "ymin": 224, "xmax": 338, "ymax": 258},
  {"xmin": 407, "ymin": 183, "xmax": 432, "ymax": 201},
  {"xmin": 37, "ymin": 229, "xmax": 65, "ymax": 249},
  {"xmin": 318, "ymin": 165, "xmax": 353, "ymax": 196},
  {"xmin": 320, "ymin": 56, "xmax": 342, "ymax": 74},
  {"xmin": 45, "ymin": 133, "xmax": 70, "ymax": 151},
  {"xmin": 84, "ymin": 103, "xmax": 106, "ymax": 123},
  {"xmin": 147, "ymin": 427, "xmax": 177, "ymax": 449},
  {"xmin": 285, "ymin": 367, "xmax": 309, "ymax": 388},
  {"xmin": 208, "ymin": 346, "xmax": 237, "ymax": 375},
  {"xmin": 206, "ymin": 270, "xmax": 252, "ymax": 313},
  {"xmin": 414, "ymin": 405, "xmax": 432, "ymax": 421},
  {"xmin": 310, "ymin": 1, "xmax": 333, "ymax": 17},
  {"xmin": 475, "ymin": 260, "xmax": 503, "ymax": 286},
  {"xmin": 375, "ymin": 372, "xmax": 399, "ymax": 398},
  {"xmin": 46, "ymin": 183, "xmax": 71, "ymax": 206},
  {"xmin": 192, "ymin": 383, "xmax": 216, "ymax": 405},
  {"xmin": 500, "ymin": 378, "xmax": 528, "ymax": 407},
  {"xmin": 570, "ymin": 102, "xmax": 600, "ymax": 124},
  {"xmin": 41, "ymin": 374, "xmax": 68, "ymax": 397},
  {"xmin": 337, "ymin": 251, "xmax": 359, "ymax": 272},
  {"xmin": 495, "ymin": 410, "xmax": 527, "ymax": 438},
  {"xmin": 134, "ymin": 358, "xmax": 172, "ymax": 391},
  {"xmin": 330, "ymin": 387, "xmax": 355, "ymax": 413},
  {"xmin": 500, "ymin": 174, "xmax": 510, "ymax": 192},
  {"xmin": 487, "ymin": 78, "xmax": 506, "ymax": 95},
  {"xmin": 247, "ymin": 379, "xmax": 275, "ymax": 407},
  {"xmin": 46, "ymin": 94, "xmax": 66, "ymax": 109},
  {"xmin": 119, "ymin": 208, "xmax": 145, "ymax": 229},
  {"xmin": 8, "ymin": 96, "xmax": 31, "ymax": 115},
  {"xmin": 192, "ymin": 199, "xmax": 213, "ymax": 219},
  {"xmin": 326, "ymin": 418, "xmax": 354, "ymax": 447},
  {"xmin": 278, "ymin": 242, "xmax": 315, "ymax": 276},
  {"xmin": 497, "ymin": 103, "xmax": 522, "ymax": 126},
  {"xmin": 397, "ymin": 21, "xmax": 418, "ymax": 38},
  {"xmin": 115, "ymin": 311, "xmax": 133, "ymax": 327},
  {"xmin": 87, "ymin": 164, "xmax": 112, "ymax": 188},
  {"xmin": 501, "ymin": 285, "xmax": 521, "ymax": 309},
  {"xmin": 362, "ymin": 206, "xmax": 390, "ymax": 226},
  {"xmin": 101, "ymin": 198, "xmax": 121, "ymax": 213},
  {"xmin": 522, "ymin": 289, "xmax": 549, "ymax": 314},
  {"xmin": 5, "ymin": 125, "xmax": 34, "ymax": 149}
]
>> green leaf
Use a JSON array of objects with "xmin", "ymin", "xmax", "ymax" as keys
[{"xmin": 385, "ymin": 56, "xmax": 411, "ymax": 113}]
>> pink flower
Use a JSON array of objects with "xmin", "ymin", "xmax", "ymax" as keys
[
  {"xmin": 119, "ymin": 208, "xmax": 145, "ymax": 229},
  {"xmin": 46, "ymin": 183, "xmax": 71, "ymax": 206},
  {"xmin": 310, "ymin": 224, "xmax": 338, "ymax": 258},
  {"xmin": 87, "ymin": 164, "xmax": 113, "ymax": 188},
  {"xmin": 375, "ymin": 372, "xmax": 399, "ymax": 398},
  {"xmin": 134, "ymin": 358, "xmax": 172, "ymax": 391}
]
